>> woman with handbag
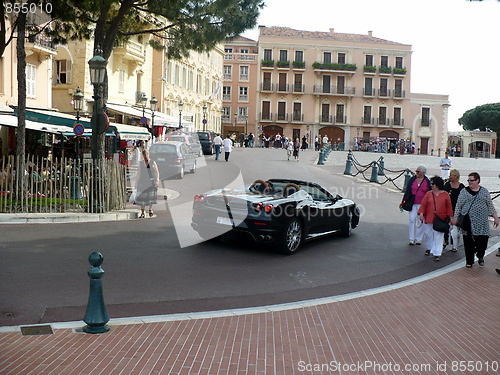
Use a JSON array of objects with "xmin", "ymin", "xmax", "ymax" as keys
[
  {"xmin": 400, "ymin": 165, "xmax": 431, "ymax": 245},
  {"xmin": 443, "ymin": 169, "xmax": 465, "ymax": 252},
  {"xmin": 417, "ymin": 176, "xmax": 453, "ymax": 261},
  {"xmin": 451, "ymin": 172, "xmax": 499, "ymax": 268},
  {"xmin": 134, "ymin": 149, "xmax": 160, "ymax": 218}
]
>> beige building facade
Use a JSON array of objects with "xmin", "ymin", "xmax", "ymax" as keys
[{"xmin": 243, "ymin": 26, "xmax": 449, "ymax": 153}]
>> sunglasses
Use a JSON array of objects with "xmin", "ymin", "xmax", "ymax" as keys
[{"xmin": 467, "ymin": 179, "xmax": 476, "ymax": 182}]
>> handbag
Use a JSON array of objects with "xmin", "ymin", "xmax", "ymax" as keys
[
  {"xmin": 456, "ymin": 192, "xmax": 478, "ymax": 232},
  {"xmin": 401, "ymin": 179, "xmax": 422, "ymax": 211},
  {"xmin": 432, "ymin": 193, "xmax": 450, "ymax": 233}
]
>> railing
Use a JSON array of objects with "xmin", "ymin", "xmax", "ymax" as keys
[
  {"xmin": 260, "ymin": 113, "xmax": 273, "ymax": 121},
  {"xmin": 393, "ymin": 90, "xmax": 405, "ymax": 98},
  {"xmin": 334, "ymin": 116, "xmax": 347, "ymax": 124},
  {"xmin": 238, "ymin": 95, "xmax": 248, "ymax": 101},
  {"xmin": 292, "ymin": 113, "xmax": 304, "ymax": 122},
  {"xmin": 377, "ymin": 118, "xmax": 388, "ymax": 125},
  {"xmin": 313, "ymin": 86, "xmax": 355, "ymax": 95},
  {"xmin": 222, "ymin": 94, "xmax": 231, "ymax": 101},
  {"xmin": 320, "ymin": 115, "xmax": 333, "ymax": 123},
  {"xmin": 27, "ymin": 34, "xmax": 56, "ymax": 50},
  {"xmin": 292, "ymin": 84, "xmax": 305, "ymax": 93},
  {"xmin": 239, "ymin": 74, "xmax": 249, "ymax": 81},
  {"xmin": 0, "ymin": 155, "xmax": 127, "ymax": 214},
  {"xmin": 392, "ymin": 118, "xmax": 404, "ymax": 126},
  {"xmin": 378, "ymin": 88, "xmax": 390, "ymax": 97},
  {"xmin": 276, "ymin": 113, "xmax": 288, "ymax": 121},
  {"xmin": 223, "ymin": 74, "xmax": 232, "ymax": 80},
  {"xmin": 277, "ymin": 83, "xmax": 289, "ymax": 92},
  {"xmin": 363, "ymin": 88, "xmax": 375, "ymax": 96},
  {"xmin": 261, "ymin": 82, "xmax": 273, "ymax": 91},
  {"xmin": 362, "ymin": 117, "xmax": 374, "ymax": 125}
]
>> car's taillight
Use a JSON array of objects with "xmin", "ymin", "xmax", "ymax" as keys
[
  {"xmin": 264, "ymin": 204, "xmax": 273, "ymax": 213},
  {"xmin": 174, "ymin": 158, "xmax": 181, "ymax": 164},
  {"xmin": 253, "ymin": 202, "xmax": 263, "ymax": 212},
  {"xmin": 194, "ymin": 194, "xmax": 206, "ymax": 202}
]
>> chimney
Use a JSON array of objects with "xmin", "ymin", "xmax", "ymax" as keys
[
  {"xmin": 329, "ymin": 28, "xmax": 335, "ymax": 36},
  {"xmin": 368, "ymin": 30, "xmax": 373, "ymax": 37}
]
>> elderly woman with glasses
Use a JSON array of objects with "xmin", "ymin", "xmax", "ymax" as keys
[
  {"xmin": 401, "ymin": 165, "xmax": 432, "ymax": 246},
  {"xmin": 451, "ymin": 172, "xmax": 499, "ymax": 268}
]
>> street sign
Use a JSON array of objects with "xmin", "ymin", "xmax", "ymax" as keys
[
  {"xmin": 202, "ymin": 119, "xmax": 207, "ymax": 124},
  {"xmin": 73, "ymin": 123, "xmax": 85, "ymax": 136},
  {"xmin": 140, "ymin": 116, "xmax": 147, "ymax": 124}
]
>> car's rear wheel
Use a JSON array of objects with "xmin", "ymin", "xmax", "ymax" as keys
[
  {"xmin": 340, "ymin": 208, "xmax": 353, "ymax": 237},
  {"xmin": 177, "ymin": 165, "xmax": 185, "ymax": 179},
  {"xmin": 189, "ymin": 160, "xmax": 197, "ymax": 173},
  {"xmin": 278, "ymin": 218, "xmax": 303, "ymax": 254}
]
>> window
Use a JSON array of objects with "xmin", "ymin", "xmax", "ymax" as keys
[
  {"xmin": 338, "ymin": 53, "xmax": 346, "ymax": 64},
  {"xmin": 381, "ymin": 56, "xmax": 389, "ymax": 67},
  {"xmin": 323, "ymin": 52, "xmax": 332, "ymax": 64},
  {"xmin": 337, "ymin": 76, "xmax": 345, "ymax": 94},
  {"xmin": 321, "ymin": 103, "xmax": 330, "ymax": 122},
  {"xmin": 364, "ymin": 77, "xmax": 373, "ymax": 96},
  {"xmin": 238, "ymin": 106, "xmax": 248, "ymax": 119},
  {"xmin": 363, "ymin": 106, "xmax": 372, "ymax": 124},
  {"xmin": 294, "ymin": 50, "xmax": 304, "ymax": 63},
  {"xmin": 293, "ymin": 102, "xmax": 302, "ymax": 121},
  {"xmin": 393, "ymin": 107, "xmax": 402, "ymax": 125},
  {"xmin": 223, "ymin": 86, "xmax": 231, "ymax": 101},
  {"xmin": 278, "ymin": 73, "xmax": 287, "ymax": 92},
  {"xmin": 395, "ymin": 56, "xmax": 403, "ymax": 69},
  {"xmin": 223, "ymin": 65, "xmax": 232, "ymax": 80},
  {"xmin": 279, "ymin": 50, "xmax": 288, "ymax": 62},
  {"xmin": 55, "ymin": 60, "xmax": 71, "ymax": 84},
  {"xmin": 262, "ymin": 72, "xmax": 272, "ymax": 91},
  {"xmin": 394, "ymin": 79, "xmax": 403, "ymax": 97},
  {"xmin": 26, "ymin": 63, "xmax": 36, "ymax": 98},
  {"xmin": 378, "ymin": 107, "xmax": 387, "ymax": 125},
  {"xmin": 240, "ymin": 48, "xmax": 249, "ymax": 54},
  {"xmin": 277, "ymin": 102, "xmax": 286, "ymax": 120},
  {"xmin": 365, "ymin": 54, "xmax": 374, "ymax": 66},
  {"xmin": 379, "ymin": 78, "xmax": 388, "ymax": 96},
  {"xmin": 224, "ymin": 48, "xmax": 233, "ymax": 53},
  {"xmin": 239, "ymin": 66, "xmax": 249, "ymax": 81},
  {"xmin": 421, "ymin": 107, "xmax": 430, "ymax": 126},
  {"xmin": 118, "ymin": 69, "xmax": 125, "ymax": 93},
  {"xmin": 262, "ymin": 101, "xmax": 271, "ymax": 120},
  {"xmin": 294, "ymin": 74, "xmax": 303, "ymax": 92},
  {"xmin": 222, "ymin": 107, "xmax": 230, "ymax": 121},
  {"xmin": 336, "ymin": 104, "xmax": 344, "ymax": 123},
  {"xmin": 263, "ymin": 49, "xmax": 272, "ymax": 61},
  {"xmin": 322, "ymin": 75, "xmax": 331, "ymax": 93},
  {"xmin": 238, "ymin": 86, "xmax": 248, "ymax": 101}
]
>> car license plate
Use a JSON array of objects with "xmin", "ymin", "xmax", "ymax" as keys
[{"xmin": 216, "ymin": 216, "xmax": 232, "ymax": 225}]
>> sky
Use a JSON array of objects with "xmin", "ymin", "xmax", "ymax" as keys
[{"xmin": 242, "ymin": 0, "xmax": 500, "ymax": 131}]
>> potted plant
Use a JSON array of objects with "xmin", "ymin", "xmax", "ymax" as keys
[
  {"xmin": 261, "ymin": 59, "xmax": 274, "ymax": 67},
  {"xmin": 276, "ymin": 61, "xmax": 290, "ymax": 68}
]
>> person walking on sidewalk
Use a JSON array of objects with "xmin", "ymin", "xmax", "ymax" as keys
[
  {"xmin": 418, "ymin": 176, "xmax": 453, "ymax": 261},
  {"xmin": 212, "ymin": 133, "xmax": 223, "ymax": 160},
  {"xmin": 451, "ymin": 172, "xmax": 499, "ymax": 268},
  {"xmin": 443, "ymin": 169, "xmax": 465, "ymax": 252},
  {"xmin": 440, "ymin": 152, "xmax": 452, "ymax": 180},
  {"xmin": 401, "ymin": 165, "xmax": 431, "ymax": 246},
  {"xmin": 134, "ymin": 149, "xmax": 160, "ymax": 218},
  {"xmin": 222, "ymin": 134, "xmax": 233, "ymax": 162}
]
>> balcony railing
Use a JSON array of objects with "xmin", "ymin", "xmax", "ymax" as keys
[
  {"xmin": 421, "ymin": 118, "xmax": 431, "ymax": 127},
  {"xmin": 313, "ymin": 85, "xmax": 355, "ymax": 95},
  {"xmin": 393, "ymin": 90, "xmax": 406, "ymax": 98},
  {"xmin": 379, "ymin": 66, "xmax": 392, "ymax": 74},
  {"xmin": 222, "ymin": 115, "xmax": 231, "ymax": 122},
  {"xmin": 378, "ymin": 88, "xmax": 390, "ymax": 97},
  {"xmin": 392, "ymin": 118, "xmax": 404, "ymax": 126},
  {"xmin": 362, "ymin": 117, "xmax": 374, "ymax": 125},
  {"xmin": 114, "ymin": 40, "xmax": 145, "ymax": 63},
  {"xmin": 222, "ymin": 94, "xmax": 231, "ymax": 101},
  {"xmin": 239, "ymin": 74, "xmax": 249, "ymax": 81},
  {"xmin": 223, "ymin": 74, "xmax": 232, "ymax": 80},
  {"xmin": 276, "ymin": 113, "xmax": 288, "ymax": 121},
  {"xmin": 238, "ymin": 95, "xmax": 248, "ymax": 101},
  {"xmin": 277, "ymin": 83, "xmax": 289, "ymax": 92},
  {"xmin": 393, "ymin": 67, "xmax": 407, "ymax": 75},
  {"xmin": 260, "ymin": 112, "xmax": 273, "ymax": 121},
  {"xmin": 27, "ymin": 34, "xmax": 56, "ymax": 51},
  {"xmin": 292, "ymin": 113, "xmax": 304, "ymax": 122},
  {"xmin": 276, "ymin": 61, "xmax": 290, "ymax": 68},
  {"xmin": 363, "ymin": 88, "xmax": 375, "ymax": 96},
  {"xmin": 320, "ymin": 115, "xmax": 333, "ymax": 123},
  {"xmin": 261, "ymin": 82, "xmax": 273, "ymax": 92},
  {"xmin": 377, "ymin": 118, "xmax": 388, "ymax": 125},
  {"xmin": 292, "ymin": 61, "xmax": 306, "ymax": 69},
  {"xmin": 312, "ymin": 62, "xmax": 357, "ymax": 71},
  {"xmin": 334, "ymin": 116, "xmax": 347, "ymax": 124},
  {"xmin": 292, "ymin": 84, "xmax": 305, "ymax": 93},
  {"xmin": 261, "ymin": 60, "xmax": 274, "ymax": 68}
]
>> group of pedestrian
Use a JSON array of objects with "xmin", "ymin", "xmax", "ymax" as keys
[{"xmin": 401, "ymin": 165, "xmax": 499, "ymax": 267}]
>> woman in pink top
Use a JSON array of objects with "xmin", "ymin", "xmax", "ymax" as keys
[
  {"xmin": 418, "ymin": 176, "xmax": 453, "ymax": 261},
  {"xmin": 401, "ymin": 165, "xmax": 431, "ymax": 245}
]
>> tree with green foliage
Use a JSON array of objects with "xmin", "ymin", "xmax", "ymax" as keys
[
  {"xmin": 459, "ymin": 103, "xmax": 500, "ymax": 157},
  {"xmin": 48, "ymin": 0, "xmax": 264, "ymax": 160}
]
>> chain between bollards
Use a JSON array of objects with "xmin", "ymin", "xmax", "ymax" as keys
[{"xmin": 83, "ymin": 252, "xmax": 110, "ymax": 334}]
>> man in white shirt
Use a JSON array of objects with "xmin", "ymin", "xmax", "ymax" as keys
[
  {"xmin": 322, "ymin": 135, "xmax": 329, "ymax": 147},
  {"xmin": 222, "ymin": 134, "xmax": 233, "ymax": 162},
  {"xmin": 212, "ymin": 133, "xmax": 223, "ymax": 160},
  {"xmin": 440, "ymin": 152, "xmax": 452, "ymax": 180}
]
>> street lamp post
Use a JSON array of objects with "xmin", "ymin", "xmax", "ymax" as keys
[
  {"xmin": 149, "ymin": 95, "xmax": 157, "ymax": 143},
  {"xmin": 141, "ymin": 93, "xmax": 148, "ymax": 118},
  {"xmin": 178, "ymin": 101, "xmax": 184, "ymax": 130},
  {"xmin": 245, "ymin": 113, "xmax": 248, "ymax": 135},
  {"xmin": 202, "ymin": 104, "xmax": 207, "ymax": 131},
  {"xmin": 234, "ymin": 112, "xmax": 238, "ymax": 133},
  {"xmin": 88, "ymin": 47, "xmax": 107, "ymax": 160},
  {"xmin": 73, "ymin": 86, "xmax": 84, "ymax": 165}
]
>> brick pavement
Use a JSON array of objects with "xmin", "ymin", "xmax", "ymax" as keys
[{"xmin": 1, "ymin": 244, "xmax": 499, "ymax": 375}]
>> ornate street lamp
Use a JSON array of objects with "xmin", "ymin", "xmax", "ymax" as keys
[
  {"xmin": 234, "ymin": 112, "xmax": 238, "ymax": 132},
  {"xmin": 149, "ymin": 95, "xmax": 158, "ymax": 142},
  {"xmin": 202, "ymin": 104, "xmax": 207, "ymax": 131},
  {"xmin": 178, "ymin": 100, "xmax": 184, "ymax": 130},
  {"xmin": 88, "ymin": 47, "xmax": 107, "ymax": 160},
  {"xmin": 141, "ymin": 92, "xmax": 148, "ymax": 118},
  {"xmin": 73, "ymin": 86, "xmax": 84, "ymax": 165}
]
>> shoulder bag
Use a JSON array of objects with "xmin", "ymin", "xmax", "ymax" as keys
[
  {"xmin": 402, "ymin": 179, "xmax": 422, "ymax": 211},
  {"xmin": 432, "ymin": 193, "xmax": 450, "ymax": 233},
  {"xmin": 456, "ymin": 190, "xmax": 479, "ymax": 232}
]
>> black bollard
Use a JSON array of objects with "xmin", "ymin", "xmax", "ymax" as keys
[{"xmin": 83, "ymin": 252, "xmax": 110, "ymax": 334}]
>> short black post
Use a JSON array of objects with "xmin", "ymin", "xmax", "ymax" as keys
[
  {"xmin": 83, "ymin": 252, "xmax": 110, "ymax": 334},
  {"xmin": 378, "ymin": 156, "xmax": 385, "ymax": 176}
]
